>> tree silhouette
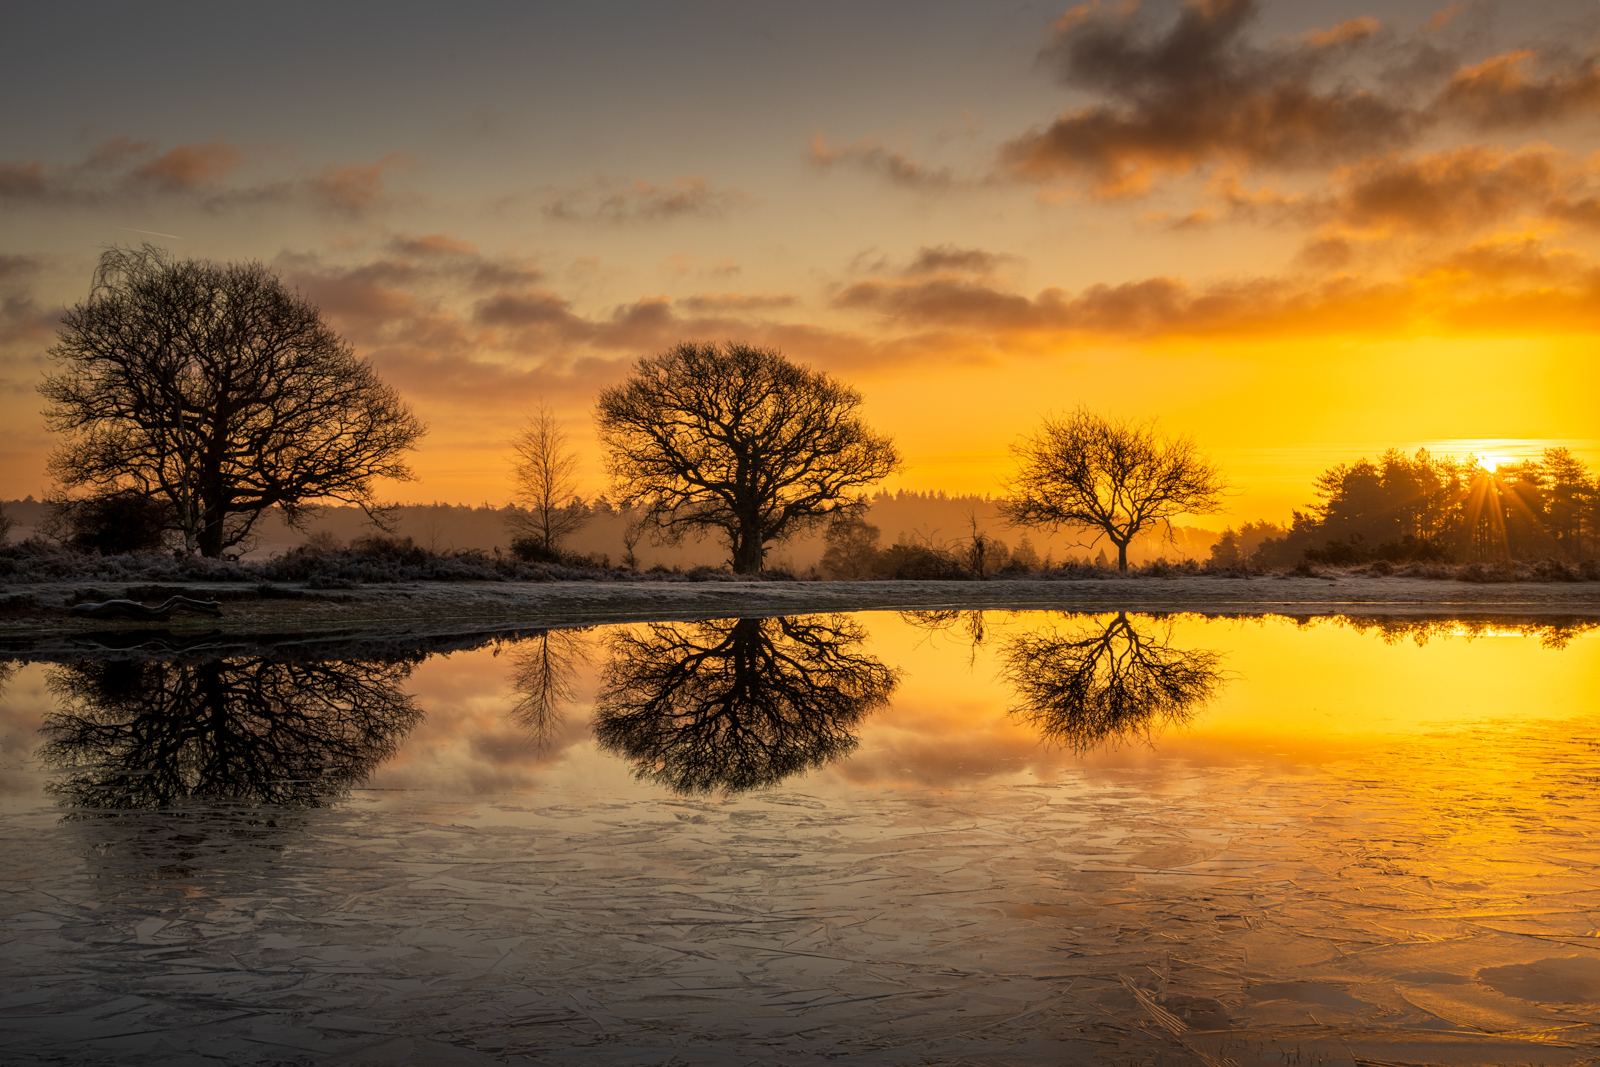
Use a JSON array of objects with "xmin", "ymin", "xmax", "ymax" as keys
[
  {"xmin": 38, "ymin": 656, "xmax": 423, "ymax": 813},
  {"xmin": 596, "ymin": 342, "xmax": 901, "ymax": 573},
  {"xmin": 506, "ymin": 403, "xmax": 589, "ymax": 561},
  {"xmin": 593, "ymin": 614, "xmax": 898, "ymax": 793},
  {"xmin": 1003, "ymin": 409, "xmax": 1226, "ymax": 571},
  {"xmin": 40, "ymin": 245, "xmax": 426, "ymax": 557},
  {"xmin": 507, "ymin": 628, "xmax": 591, "ymax": 751},
  {"xmin": 1001, "ymin": 613, "xmax": 1225, "ymax": 751}
]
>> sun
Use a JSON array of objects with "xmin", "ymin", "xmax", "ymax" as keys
[{"xmin": 1479, "ymin": 453, "xmax": 1513, "ymax": 472}]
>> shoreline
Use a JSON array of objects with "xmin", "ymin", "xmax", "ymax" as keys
[{"xmin": 3, "ymin": 576, "xmax": 1598, "ymax": 644}]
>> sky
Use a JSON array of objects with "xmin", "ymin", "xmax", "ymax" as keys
[{"xmin": 3, "ymin": 0, "xmax": 1598, "ymax": 525}]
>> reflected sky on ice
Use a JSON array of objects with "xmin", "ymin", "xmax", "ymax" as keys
[{"xmin": 1, "ymin": 611, "xmax": 1599, "ymax": 1064}]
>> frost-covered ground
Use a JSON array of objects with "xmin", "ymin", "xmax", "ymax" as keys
[{"xmin": 3, "ymin": 575, "xmax": 1598, "ymax": 639}]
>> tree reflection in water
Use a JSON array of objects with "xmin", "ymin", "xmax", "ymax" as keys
[
  {"xmin": 1002, "ymin": 612, "xmax": 1226, "ymax": 752},
  {"xmin": 594, "ymin": 615, "xmax": 898, "ymax": 794},
  {"xmin": 39, "ymin": 657, "xmax": 423, "ymax": 813},
  {"xmin": 507, "ymin": 629, "xmax": 592, "ymax": 751},
  {"xmin": 899, "ymin": 609, "xmax": 988, "ymax": 666}
]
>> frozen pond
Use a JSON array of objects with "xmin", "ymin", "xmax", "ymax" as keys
[{"xmin": 2, "ymin": 610, "xmax": 1599, "ymax": 1065}]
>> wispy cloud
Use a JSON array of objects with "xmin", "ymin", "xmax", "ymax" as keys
[
  {"xmin": 541, "ymin": 174, "xmax": 750, "ymax": 223},
  {"xmin": 0, "ymin": 138, "xmax": 406, "ymax": 216},
  {"xmin": 808, "ymin": 135, "xmax": 960, "ymax": 190}
]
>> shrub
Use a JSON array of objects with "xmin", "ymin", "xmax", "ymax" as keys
[{"xmin": 46, "ymin": 494, "xmax": 174, "ymax": 555}]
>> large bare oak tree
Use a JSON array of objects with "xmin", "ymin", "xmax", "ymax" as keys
[
  {"xmin": 595, "ymin": 341, "xmax": 901, "ymax": 573},
  {"xmin": 1002, "ymin": 409, "xmax": 1226, "ymax": 571},
  {"xmin": 39, "ymin": 246, "xmax": 426, "ymax": 557}
]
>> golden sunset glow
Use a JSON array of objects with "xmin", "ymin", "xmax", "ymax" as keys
[{"xmin": 2, "ymin": 1, "xmax": 1597, "ymax": 528}]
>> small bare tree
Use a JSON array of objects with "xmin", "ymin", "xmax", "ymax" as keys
[
  {"xmin": 820, "ymin": 513, "xmax": 882, "ymax": 579},
  {"xmin": 1002, "ymin": 409, "xmax": 1227, "ymax": 571},
  {"xmin": 596, "ymin": 342, "xmax": 901, "ymax": 574},
  {"xmin": 508, "ymin": 628, "xmax": 591, "ymax": 751},
  {"xmin": 506, "ymin": 403, "xmax": 588, "ymax": 560}
]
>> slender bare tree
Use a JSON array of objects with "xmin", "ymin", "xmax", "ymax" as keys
[
  {"xmin": 1002, "ymin": 409, "xmax": 1227, "ymax": 571},
  {"xmin": 39, "ymin": 245, "xmax": 426, "ymax": 557},
  {"xmin": 507, "ymin": 628, "xmax": 591, "ymax": 751},
  {"xmin": 506, "ymin": 403, "xmax": 588, "ymax": 560},
  {"xmin": 595, "ymin": 341, "xmax": 901, "ymax": 574}
]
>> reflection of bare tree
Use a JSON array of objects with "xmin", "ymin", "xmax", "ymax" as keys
[
  {"xmin": 899, "ymin": 609, "xmax": 988, "ymax": 666},
  {"xmin": 594, "ymin": 615, "xmax": 898, "ymax": 794},
  {"xmin": 507, "ymin": 628, "xmax": 591, "ymax": 749},
  {"xmin": 1001, "ymin": 613, "xmax": 1225, "ymax": 752},
  {"xmin": 39, "ymin": 657, "xmax": 423, "ymax": 813}
]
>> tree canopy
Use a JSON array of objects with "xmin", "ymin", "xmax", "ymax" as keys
[
  {"xmin": 1002, "ymin": 409, "xmax": 1226, "ymax": 571},
  {"xmin": 40, "ymin": 245, "xmax": 426, "ymax": 557},
  {"xmin": 595, "ymin": 341, "xmax": 901, "ymax": 573}
]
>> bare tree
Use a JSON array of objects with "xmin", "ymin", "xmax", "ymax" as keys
[
  {"xmin": 507, "ymin": 628, "xmax": 591, "ymax": 750},
  {"xmin": 39, "ymin": 245, "xmax": 426, "ymax": 558},
  {"xmin": 820, "ymin": 513, "xmax": 882, "ymax": 579},
  {"xmin": 593, "ymin": 614, "xmax": 898, "ymax": 794},
  {"xmin": 505, "ymin": 403, "xmax": 588, "ymax": 560},
  {"xmin": 1001, "ymin": 612, "xmax": 1226, "ymax": 752},
  {"xmin": 595, "ymin": 341, "xmax": 901, "ymax": 574},
  {"xmin": 40, "ymin": 656, "xmax": 422, "ymax": 811},
  {"xmin": 0, "ymin": 501, "xmax": 13, "ymax": 545},
  {"xmin": 1002, "ymin": 409, "xmax": 1227, "ymax": 571}
]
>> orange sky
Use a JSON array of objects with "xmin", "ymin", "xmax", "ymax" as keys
[{"xmin": 2, "ymin": 1, "xmax": 1597, "ymax": 525}]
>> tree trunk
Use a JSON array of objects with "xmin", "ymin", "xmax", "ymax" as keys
[
  {"xmin": 732, "ymin": 523, "xmax": 765, "ymax": 574},
  {"xmin": 1117, "ymin": 541, "xmax": 1129, "ymax": 572}
]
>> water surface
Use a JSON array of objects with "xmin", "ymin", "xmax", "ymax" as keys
[{"xmin": 2, "ymin": 611, "xmax": 1597, "ymax": 1065}]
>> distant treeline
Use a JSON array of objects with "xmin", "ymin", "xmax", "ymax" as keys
[
  {"xmin": 1, "ymin": 489, "xmax": 1219, "ymax": 572},
  {"xmin": 1211, "ymin": 447, "xmax": 1598, "ymax": 569}
]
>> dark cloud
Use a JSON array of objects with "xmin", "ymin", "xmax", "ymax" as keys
[
  {"xmin": 0, "ymin": 138, "xmax": 403, "ymax": 216},
  {"xmin": 384, "ymin": 234, "xmax": 546, "ymax": 289},
  {"xmin": 834, "ymin": 263, "xmax": 1433, "ymax": 340},
  {"xmin": 808, "ymin": 135, "xmax": 958, "ymax": 190},
  {"xmin": 1436, "ymin": 49, "xmax": 1600, "ymax": 129},
  {"xmin": 903, "ymin": 245, "xmax": 1007, "ymax": 277},
  {"xmin": 1177, "ymin": 145, "xmax": 1600, "ymax": 239},
  {"xmin": 1000, "ymin": 0, "xmax": 1419, "ymax": 195},
  {"xmin": 542, "ymin": 174, "xmax": 750, "ymax": 223},
  {"xmin": 0, "ymin": 255, "xmax": 61, "ymax": 362}
]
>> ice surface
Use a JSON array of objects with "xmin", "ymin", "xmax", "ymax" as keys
[{"xmin": 1, "ymin": 612, "xmax": 1598, "ymax": 1065}]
